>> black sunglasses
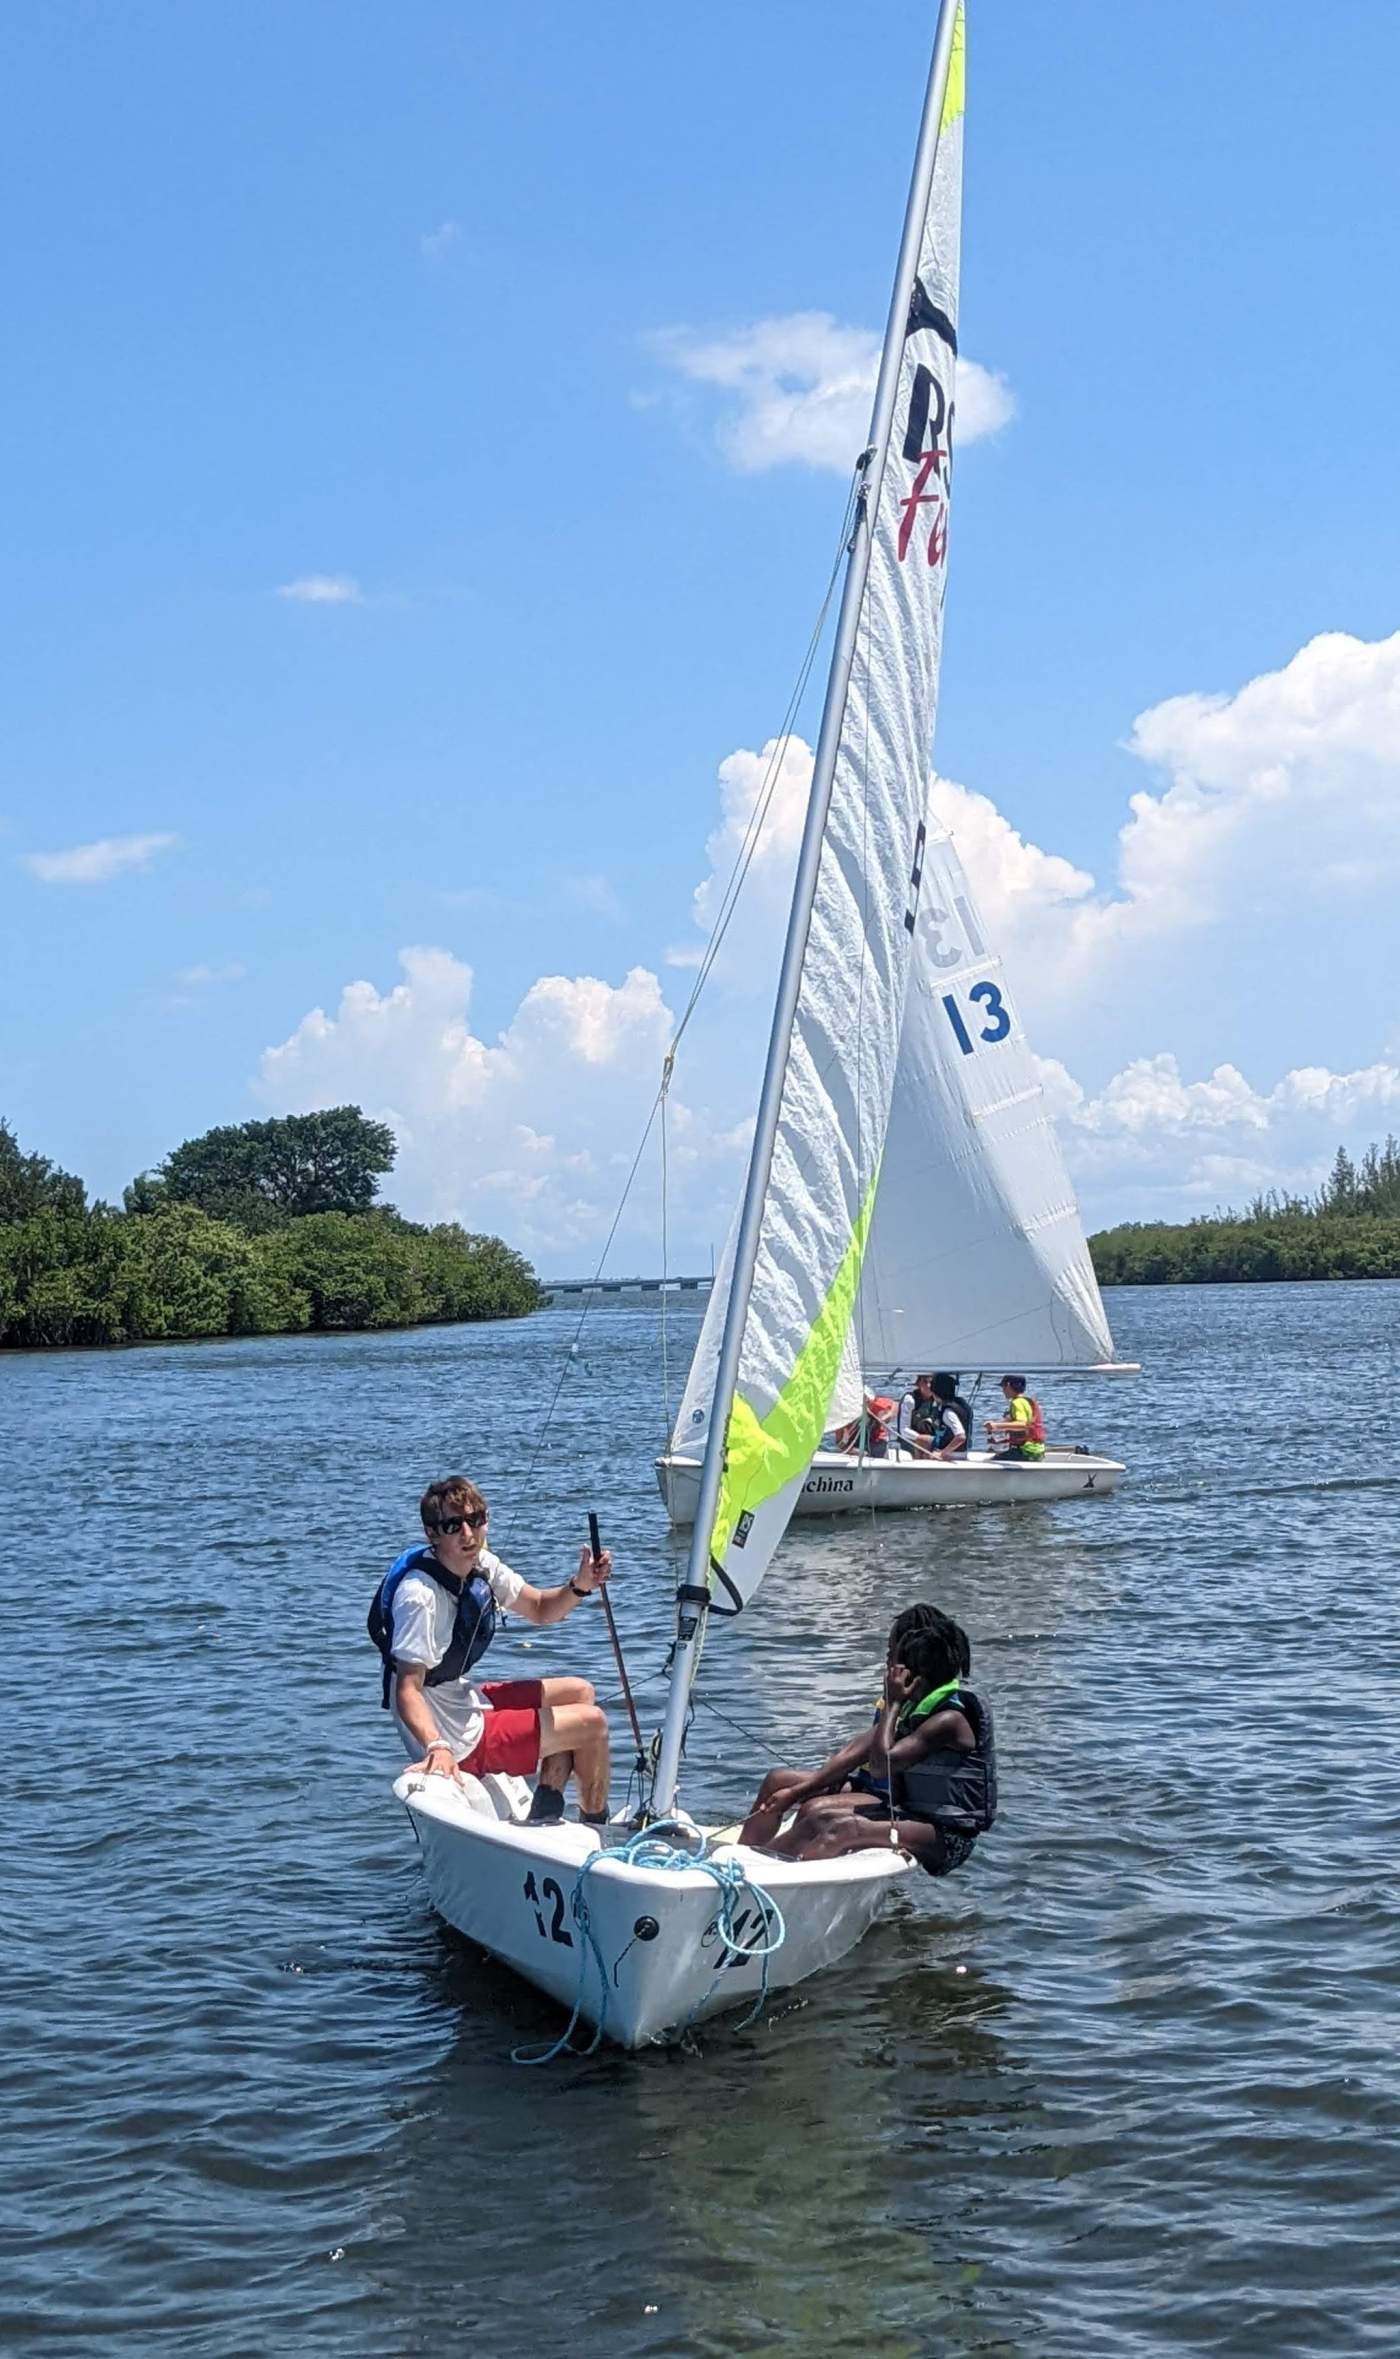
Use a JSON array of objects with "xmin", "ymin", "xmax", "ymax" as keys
[{"xmin": 436, "ymin": 1509, "xmax": 488, "ymax": 1535}]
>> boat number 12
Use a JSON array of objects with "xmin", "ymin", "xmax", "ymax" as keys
[
  {"xmin": 942, "ymin": 982, "xmax": 1011, "ymax": 1057},
  {"xmin": 523, "ymin": 1869, "xmax": 573, "ymax": 1947}
]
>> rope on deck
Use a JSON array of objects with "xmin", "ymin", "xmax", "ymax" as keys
[{"xmin": 511, "ymin": 1822, "xmax": 787, "ymax": 2065}]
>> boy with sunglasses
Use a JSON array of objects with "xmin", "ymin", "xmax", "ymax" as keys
[{"xmin": 381, "ymin": 1474, "xmax": 613, "ymax": 1828}]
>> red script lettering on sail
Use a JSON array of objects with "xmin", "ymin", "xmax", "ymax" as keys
[{"xmin": 897, "ymin": 450, "xmax": 949, "ymax": 566}]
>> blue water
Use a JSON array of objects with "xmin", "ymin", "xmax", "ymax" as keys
[{"xmin": 4, "ymin": 1282, "xmax": 1399, "ymax": 2356}]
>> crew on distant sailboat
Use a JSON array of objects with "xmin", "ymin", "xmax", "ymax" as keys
[
  {"xmin": 891, "ymin": 1372, "xmax": 969, "ymax": 1459},
  {"xmin": 895, "ymin": 1372, "xmax": 940, "ymax": 1454},
  {"xmin": 927, "ymin": 1373, "xmax": 971, "ymax": 1458},
  {"xmin": 832, "ymin": 1390, "xmax": 898, "ymax": 1457},
  {"xmin": 986, "ymin": 1376, "xmax": 1045, "ymax": 1460},
  {"xmin": 737, "ymin": 1603, "xmax": 996, "ymax": 1877},
  {"xmin": 370, "ymin": 1476, "xmax": 614, "ymax": 1828}
]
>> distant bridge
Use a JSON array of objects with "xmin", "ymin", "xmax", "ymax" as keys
[{"xmin": 544, "ymin": 1274, "xmax": 714, "ymax": 1300}]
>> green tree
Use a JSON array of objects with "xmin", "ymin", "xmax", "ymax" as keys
[
  {"xmin": 3, "ymin": 1114, "xmax": 541, "ymax": 1347},
  {"xmin": 261, "ymin": 1212, "xmax": 423, "ymax": 1330},
  {"xmin": 0, "ymin": 1211, "xmax": 112, "ymax": 1344},
  {"xmin": 0, "ymin": 1119, "xmax": 87, "ymax": 1223},
  {"xmin": 407, "ymin": 1221, "xmax": 543, "ymax": 1321},
  {"xmin": 110, "ymin": 1206, "xmax": 312, "ymax": 1339},
  {"xmin": 1319, "ymin": 1144, "xmax": 1358, "ymax": 1216},
  {"xmin": 136, "ymin": 1106, "xmax": 396, "ymax": 1231}
]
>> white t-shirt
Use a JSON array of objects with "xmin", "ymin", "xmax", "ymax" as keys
[
  {"xmin": 897, "ymin": 1393, "xmax": 965, "ymax": 1451},
  {"xmin": 897, "ymin": 1391, "xmax": 928, "ymax": 1448},
  {"xmin": 388, "ymin": 1546, "xmax": 527, "ymax": 1763}
]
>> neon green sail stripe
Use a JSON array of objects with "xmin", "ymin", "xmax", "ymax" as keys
[
  {"xmin": 709, "ymin": 1166, "xmax": 882, "ymax": 1569},
  {"xmin": 941, "ymin": 3, "xmax": 965, "ymax": 132}
]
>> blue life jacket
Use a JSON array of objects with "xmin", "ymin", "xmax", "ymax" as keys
[
  {"xmin": 367, "ymin": 1544, "xmax": 497, "ymax": 1711},
  {"xmin": 934, "ymin": 1393, "xmax": 972, "ymax": 1454}
]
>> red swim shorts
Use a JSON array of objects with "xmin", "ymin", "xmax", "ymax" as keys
[{"xmin": 458, "ymin": 1679, "xmax": 544, "ymax": 1777}]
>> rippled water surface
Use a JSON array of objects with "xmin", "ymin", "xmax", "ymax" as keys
[{"xmin": 5, "ymin": 1283, "xmax": 1400, "ymax": 2356}]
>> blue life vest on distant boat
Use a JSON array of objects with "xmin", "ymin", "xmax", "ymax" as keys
[{"xmin": 367, "ymin": 1544, "xmax": 497, "ymax": 1710}]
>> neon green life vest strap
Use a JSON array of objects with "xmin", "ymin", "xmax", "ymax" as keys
[{"xmin": 898, "ymin": 1675, "xmax": 963, "ymax": 1730}]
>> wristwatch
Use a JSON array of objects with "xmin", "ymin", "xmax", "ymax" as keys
[{"xmin": 569, "ymin": 1580, "xmax": 590, "ymax": 1598}]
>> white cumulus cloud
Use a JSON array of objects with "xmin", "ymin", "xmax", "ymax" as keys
[
  {"xmin": 1116, "ymin": 628, "xmax": 1400, "ymax": 925},
  {"xmin": 684, "ymin": 629, "xmax": 1400, "ymax": 1013},
  {"xmin": 21, "ymin": 832, "xmax": 180, "ymax": 886},
  {"xmin": 653, "ymin": 310, "xmax": 1014, "ymax": 474},
  {"xmin": 257, "ymin": 948, "xmax": 695, "ymax": 1258},
  {"xmin": 276, "ymin": 574, "xmax": 365, "ymax": 606},
  {"xmin": 252, "ymin": 626, "xmax": 1400, "ymax": 1257},
  {"xmin": 1047, "ymin": 1050, "xmax": 1400, "ymax": 1224}
]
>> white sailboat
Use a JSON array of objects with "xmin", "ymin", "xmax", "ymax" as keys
[
  {"xmin": 657, "ymin": 64, "xmax": 1131, "ymax": 1530},
  {"xmin": 662, "ymin": 886, "xmax": 1133, "ymax": 1512},
  {"xmin": 399, "ymin": 1, "xmax": 1028, "ymax": 2047}
]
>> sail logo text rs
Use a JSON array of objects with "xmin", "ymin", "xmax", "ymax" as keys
[{"xmin": 804, "ymin": 1474, "xmax": 855, "ymax": 1495}]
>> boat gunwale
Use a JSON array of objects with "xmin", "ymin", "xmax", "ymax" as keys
[
  {"xmin": 394, "ymin": 1776, "xmax": 912, "ymax": 1892},
  {"xmin": 655, "ymin": 1448, "xmax": 1128, "ymax": 1477}
]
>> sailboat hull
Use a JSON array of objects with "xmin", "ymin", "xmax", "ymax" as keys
[
  {"xmin": 657, "ymin": 1446, "xmax": 1124, "ymax": 1523},
  {"xmin": 396, "ymin": 1771, "xmax": 910, "ymax": 2049}
]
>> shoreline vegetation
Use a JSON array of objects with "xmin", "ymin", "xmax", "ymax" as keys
[
  {"xmin": 9, "ymin": 1113, "xmax": 1400, "ymax": 1347},
  {"xmin": 1089, "ymin": 1139, "xmax": 1400, "ymax": 1285},
  {"xmin": 0, "ymin": 1108, "xmax": 542, "ymax": 1349}
]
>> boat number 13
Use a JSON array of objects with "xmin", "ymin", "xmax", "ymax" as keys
[
  {"xmin": 942, "ymin": 982, "xmax": 1011, "ymax": 1056},
  {"xmin": 523, "ymin": 1869, "xmax": 573, "ymax": 1947}
]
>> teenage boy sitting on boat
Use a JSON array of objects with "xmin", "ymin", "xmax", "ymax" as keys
[
  {"xmin": 737, "ymin": 1604, "xmax": 995, "ymax": 1876},
  {"xmin": 985, "ymin": 1375, "xmax": 1046, "ymax": 1459},
  {"xmin": 370, "ymin": 1476, "xmax": 613, "ymax": 1829}
]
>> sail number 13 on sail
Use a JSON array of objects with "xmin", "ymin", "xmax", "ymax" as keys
[{"xmin": 942, "ymin": 982, "xmax": 1011, "ymax": 1056}]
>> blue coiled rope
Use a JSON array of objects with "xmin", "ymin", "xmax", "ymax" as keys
[{"xmin": 512, "ymin": 1822, "xmax": 787, "ymax": 2065}]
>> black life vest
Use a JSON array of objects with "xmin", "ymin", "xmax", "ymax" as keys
[
  {"xmin": 367, "ymin": 1544, "xmax": 497, "ymax": 1710},
  {"xmin": 893, "ymin": 1688, "xmax": 997, "ymax": 1833},
  {"xmin": 931, "ymin": 1393, "xmax": 973, "ymax": 1453},
  {"xmin": 907, "ymin": 1390, "xmax": 940, "ymax": 1435}
]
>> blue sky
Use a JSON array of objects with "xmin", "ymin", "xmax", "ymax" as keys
[{"xmin": 6, "ymin": 1, "xmax": 1400, "ymax": 1270}]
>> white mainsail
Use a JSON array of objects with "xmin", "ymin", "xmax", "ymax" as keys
[
  {"xmin": 853, "ymin": 815, "xmax": 1115, "ymax": 1373},
  {"xmin": 670, "ymin": 6, "xmax": 967, "ymax": 1616}
]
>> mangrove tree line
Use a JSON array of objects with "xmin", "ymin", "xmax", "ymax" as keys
[
  {"xmin": 0, "ymin": 1109, "xmax": 542, "ymax": 1347},
  {"xmin": 1089, "ymin": 1139, "xmax": 1400, "ymax": 1284}
]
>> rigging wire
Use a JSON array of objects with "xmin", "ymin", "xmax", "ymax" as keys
[
  {"xmin": 663, "ymin": 463, "xmax": 863, "ymax": 1073},
  {"xmin": 659, "ymin": 1082, "xmax": 672, "ymax": 1440},
  {"xmin": 690, "ymin": 1688, "xmax": 780, "ymax": 1764},
  {"xmin": 508, "ymin": 455, "xmax": 866, "ymax": 1532}
]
